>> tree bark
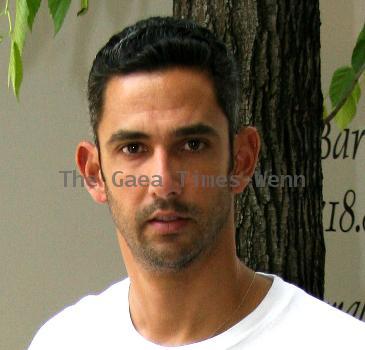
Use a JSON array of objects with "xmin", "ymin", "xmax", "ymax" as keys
[{"xmin": 173, "ymin": 0, "xmax": 325, "ymax": 298}]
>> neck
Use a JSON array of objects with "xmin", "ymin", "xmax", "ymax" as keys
[{"xmin": 118, "ymin": 222, "xmax": 264, "ymax": 346}]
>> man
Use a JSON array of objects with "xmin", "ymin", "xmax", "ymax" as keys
[{"xmin": 29, "ymin": 16, "xmax": 364, "ymax": 349}]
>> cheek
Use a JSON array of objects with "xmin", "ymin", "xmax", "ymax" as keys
[
  {"xmin": 185, "ymin": 158, "xmax": 230, "ymax": 181},
  {"xmin": 181, "ymin": 152, "xmax": 229, "ymax": 178},
  {"xmin": 103, "ymin": 167, "xmax": 146, "ymax": 207},
  {"xmin": 108, "ymin": 178, "xmax": 147, "ymax": 201},
  {"xmin": 181, "ymin": 172, "xmax": 232, "ymax": 198}
]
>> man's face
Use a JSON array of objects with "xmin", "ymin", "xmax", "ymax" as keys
[{"xmin": 97, "ymin": 67, "xmax": 234, "ymax": 271}]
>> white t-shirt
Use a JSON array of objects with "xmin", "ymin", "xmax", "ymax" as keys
[{"xmin": 28, "ymin": 273, "xmax": 365, "ymax": 349}]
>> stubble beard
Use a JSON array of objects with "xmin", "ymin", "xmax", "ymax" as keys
[{"xmin": 105, "ymin": 183, "xmax": 232, "ymax": 272}]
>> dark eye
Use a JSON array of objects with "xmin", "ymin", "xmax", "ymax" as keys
[
  {"xmin": 183, "ymin": 139, "xmax": 205, "ymax": 152},
  {"xmin": 120, "ymin": 143, "xmax": 146, "ymax": 155}
]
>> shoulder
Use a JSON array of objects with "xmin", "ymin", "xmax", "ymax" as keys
[
  {"xmin": 27, "ymin": 278, "xmax": 130, "ymax": 350},
  {"xmin": 262, "ymin": 273, "xmax": 365, "ymax": 345}
]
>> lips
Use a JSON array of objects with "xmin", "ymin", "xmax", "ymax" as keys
[
  {"xmin": 148, "ymin": 211, "xmax": 188, "ymax": 222},
  {"xmin": 147, "ymin": 212, "xmax": 190, "ymax": 234}
]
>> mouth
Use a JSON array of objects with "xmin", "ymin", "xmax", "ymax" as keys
[{"xmin": 147, "ymin": 212, "xmax": 191, "ymax": 234}]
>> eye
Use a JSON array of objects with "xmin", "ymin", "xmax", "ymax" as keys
[
  {"xmin": 183, "ymin": 139, "xmax": 206, "ymax": 152},
  {"xmin": 120, "ymin": 143, "xmax": 146, "ymax": 155}
]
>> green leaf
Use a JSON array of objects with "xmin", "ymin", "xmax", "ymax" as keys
[
  {"xmin": 48, "ymin": 0, "xmax": 71, "ymax": 35},
  {"xmin": 77, "ymin": 0, "xmax": 88, "ymax": 16},
  {"xmin": 27, "ymin": 0, "xmax": 41, "ymax": 31},
  {"xmin": 334, "ymin": 83, "xmax": 361, "ymax": 130},
  {"xmin": 351, "ymin": 24, "xmax": 365, "ymax": 73},
  {"xmin": 8, "ymin": 41, "xmax": 23, "ymax": 99},
  {"xmin": 7, "ymin": 0, "xmax": 29, "ymax": 98},
  {"xmin": 329, "ymin": 66, "xmax": 355, "ymax": 108},
  {"xmin": 353, "ymin": 82, "xmax": 361, "ymax": 103},
  {"xmin": 13, "ymin": 0, "xmax": 30, "ymax": 54}
]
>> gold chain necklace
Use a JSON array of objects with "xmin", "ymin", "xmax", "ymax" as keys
[
  {"xmin": 128, "ymin": 271, "xmax": 257, "ymax": 341},
  {"xmin": 208, "ymin": 271, "xmax": 256, "ymax": 339}
]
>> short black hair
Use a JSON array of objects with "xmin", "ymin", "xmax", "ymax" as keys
[{"xmin": 88, "ymin": 16, "xmax": 240, "ymax": 170}]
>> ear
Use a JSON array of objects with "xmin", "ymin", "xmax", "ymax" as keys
[
  {"xmin": 75, "ymin": 141, "xmax": 107, "ymax": 204},
  {"xmin": 230, "ymin": 126, "xmax": 260, "ymax": 194}
]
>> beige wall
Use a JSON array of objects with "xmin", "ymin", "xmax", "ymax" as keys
[{"xmin": 0, "ymin": 1, "xmax": 364, "ymax": 349}]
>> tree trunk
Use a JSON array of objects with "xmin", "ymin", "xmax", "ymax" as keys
[{"xmin": 173, "ymin": 0, "xmax": 325, "ymax": 298}]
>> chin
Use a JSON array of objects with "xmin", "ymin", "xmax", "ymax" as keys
[{"xmin": 138, "ymin": 245, "xmax": 204, "ymax": 272}]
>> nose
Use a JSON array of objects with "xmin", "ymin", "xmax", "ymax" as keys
[{"xmin": 147, "ymin": 148, "xmax": 183, "ymax": 199}]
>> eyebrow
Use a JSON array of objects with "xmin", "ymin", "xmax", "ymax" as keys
[{"xmin": 106, "ymin": 122, "xmax": 220, "ymax": 146}]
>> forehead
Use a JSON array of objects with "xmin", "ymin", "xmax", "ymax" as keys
[{"xmin": 98, "ymin": 67, "xmax": 228, "ymax": 142}]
